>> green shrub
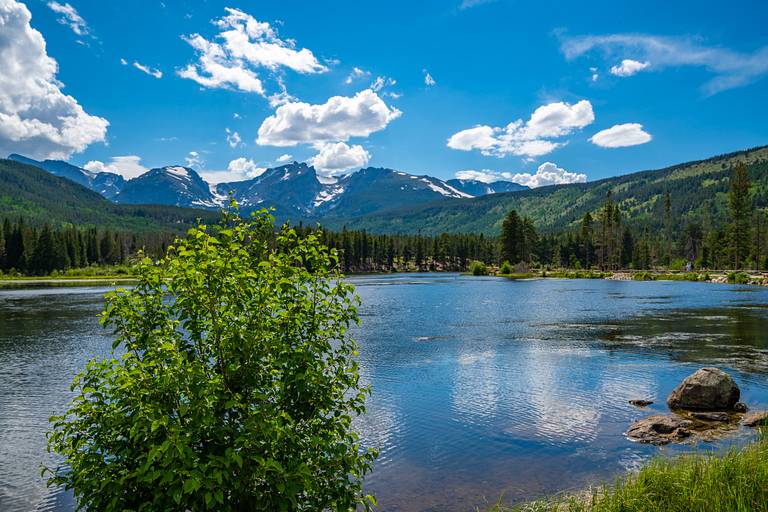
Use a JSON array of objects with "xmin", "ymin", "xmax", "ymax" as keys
[
  {"xmin": 727, "ymin": 271, "xmax": 750, "ymax": 284},
  {"xmin": 47, "ymin": 207, "xmax": 377, "ymax": 511},
  {"xmin": 470, "ymin": 260, "xmax": 489, "ymax": 276},
  {"xmin": 499, "ymin": 261, "xmax": 514, "ymax": 275}
]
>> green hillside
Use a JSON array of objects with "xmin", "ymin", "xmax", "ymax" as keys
[
  {"xmin": 0, "ymin": 159, "xmax": 218, "ymax": 232},
  {"xmin": 318, "ymin": 146, "xmax": 768, "ymax": 235}
]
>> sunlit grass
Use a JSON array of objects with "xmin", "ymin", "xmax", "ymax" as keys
[{"xmin": 488, "ymin": 433, "xmax": 768, "ymax": 512}]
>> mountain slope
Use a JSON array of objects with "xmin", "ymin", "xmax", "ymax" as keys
[
  {"xmin": 116, "ymin": 166, "xmax": 220, "ymax": 208},
  {"xmin": 317, "ymin": 167, "xmax": 471, "ymax": 219},
  {"xmin": 8, "ymin": 153, "xmax": 126, "ymax": 199},
  {"xmin": 0, "ymin": 159, "xmax": 218, "ymax": 231},
  {"xmin": 217, "ymin": 162, "xmax": 323, "ymax": 217},
  {"xmin": 317, "ymin": 146, "xmax": 768, "ymax": 235}
]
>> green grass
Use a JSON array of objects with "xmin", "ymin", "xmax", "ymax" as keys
[
  {"xmin": 489, "ymin": 434, "xmax": 768, "ymax": 512},
  {"xmin": 0, "ymin": 265, "xmax": 136, "ymax": 281}
]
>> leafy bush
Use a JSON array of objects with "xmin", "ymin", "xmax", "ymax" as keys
[
  {"xmin": 47, "ymin": 208, "xmax": 377, "ymax": 511},
  {"xmin": 727, "ymin": 271, "xmax": 750, "ymax": 284},
  {"xmin": 499, "ymin": 261, "xmax": 514, "ymax": 275},
  {"xmin": 470, "ymin": 261, "xmax": 489, "ymax": 276}
]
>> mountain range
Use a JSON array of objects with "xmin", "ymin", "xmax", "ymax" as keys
[
  {"xmin": 3, "ymin": 145, "xmax": 767, "ymax": 235},
  {"xmin": 6, "ymin": 154, "xmax": 528, "ymax": 221}
]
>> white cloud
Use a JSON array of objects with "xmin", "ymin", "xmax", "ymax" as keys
[
  {"xmin": 455, "ymin": 162, "xmax": 587, "ymax": 188},
  {"xmin": 257, "ymin": 89, "xmax": 402, "ymax": 146},
  {"xmin": 610, "ymin": 59, "xmax": 650, "ymax": 77},
  {"xmin": 225, "ymin": 128, "xmax": 241, "ymax": 148},
  {"xmin": 370, "ymin": 76, "xmax": 396, "ymax": 92},
  {"xmin": 590, "ymin": 66, "xmax": 599, "ymax": 81},
  {"xmin": 132, "ymin": 61, "xmax": 163, "ymax": 79},
  {"xmin": 276, "ymin": 153, "xmax": 292, "ymax": 162},
  {"xmin": 561, "ymin": 33, "xmax": 768, "ymax": 95},
  {"xmin": 198, "ymin": 157, "xmax": 267, "ymax": 184},
  {"xmin": 454, "ymin": 169, "xmax": 501, "ymax": 183},
  {"xmin": 0, "ymin": 0, "xmax": 108, "ymax": 160},
  {"xmin": 309, "ymin": 142, "xmax": 369, "ymax": 176},
  {"xmin": 345, "ymin": 66, "xmax": 370, "ymax": 84},
  {"xmin": 179, "ymin": 7, "xmax": 326, "ymax": 99},
  {"xmin": 447, "ymin": 100, "xmax": 594, "ymax": 158},
  {"xmin": 119, "ymin": 57, "xmax": 128, "ymax": 65},
  {"xmin": 424, "ymin": 70, "xmax": 436, "ymax": 86},
  {"xmin": 46, "ymin": 1, "xmax": 89, "ymax": 36},
  {"xmin": 84, "ymin": 155, "xmax": 148, "ymax": 179},
  {"xmin": 590, "ymin": 123, "xmax": 652, "ymax": 148},
  {"xmin": 185, "ymin": 150, "xmax": 203, "ymax": 168}
]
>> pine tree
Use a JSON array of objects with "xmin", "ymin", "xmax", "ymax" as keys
[
  {"xmin": 579, "ymin": 212, "xmax": 594, "ymax": 269},
  {"xmin": 729, "ymin": 162, "xmax": 752, "ymax": 269}
]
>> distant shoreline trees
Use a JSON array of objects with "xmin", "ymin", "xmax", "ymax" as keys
[{"xmin": 2, "ymin": 162, "xmax": 766, "ymax": 276}]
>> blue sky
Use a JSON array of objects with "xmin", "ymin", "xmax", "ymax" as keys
[{"xmin": 2, "ymin": 0, "xmax": 768, "ymax": 186}]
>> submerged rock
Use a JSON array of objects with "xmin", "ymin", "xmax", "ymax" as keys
[
  {"xmin": 691, "ymin": 411, "xmax": 730, "ymax": 422},
  {"xmin": 667, "ymin": 368, "xmax": 740, "ymax": 411},
  {"xmin": 626, "ymin": 415, "xmax": 694, "ymax": 445},
  {"xmin": 629, "ymin": 399, "xmax": 654, "ymax": 407},
  {"xmin": 742, "ymin": 411, "xmax": 768, "ymax": 427},
  {"xmin": 734, "ymin": 402, "xmax": 749, "ymax": 413}
]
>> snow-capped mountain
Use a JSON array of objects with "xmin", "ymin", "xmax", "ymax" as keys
[
  {"xmin": 8, "ymin": 154, "xmax": 529, "ymax": 220},
  {"xmin": 115, "ymin": 166, "xmax": 220, "ymax": 208},
  {"xmin": 446, "ymin": 178, "xmax": 528, "ymax": 196}
]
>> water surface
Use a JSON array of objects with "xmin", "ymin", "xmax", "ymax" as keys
[{"xmin": 1, "ymin": 276, "xmax": 767, "ymax": 511}]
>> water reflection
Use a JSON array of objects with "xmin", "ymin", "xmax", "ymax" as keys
[{"xmin": 1, "ymin": 277, "xmax": 768, "ymax": 511}]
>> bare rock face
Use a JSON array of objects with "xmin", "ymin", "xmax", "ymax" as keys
[
  {"xmin": 626, "ymin": 415, "xmax": 694, "ymax": 445},
  {"xmin": 666, "ymin": 368, "xmax": 740, "ymax": 411}
]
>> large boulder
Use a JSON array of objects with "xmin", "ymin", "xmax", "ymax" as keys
[{"xmin": 666, "ymin": 368, "xmax": 740, "ymax": 411}]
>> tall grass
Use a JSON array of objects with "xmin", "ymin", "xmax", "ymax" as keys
[{"xmin": 489, "ymin": 434, "xmax": 768, "ymax": 512}]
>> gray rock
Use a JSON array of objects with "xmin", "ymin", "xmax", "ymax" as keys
[
  {"xmin": 742, "ymin": 411, "xmax": 768, "ymax": 427},
  {"xmin": 626, "ymin": 415, "xmax": 694, "ymax": 445},
  {"xmin": 667, "ymin": 368, "xmax": 740, "ymax": 411},
  {"xmin": 734, "ymin": 402, "xmax": 748, "ymax": 413},
  {"xmin": 629, "ymin": 399, "xmax": 654, "ymax": 407}
]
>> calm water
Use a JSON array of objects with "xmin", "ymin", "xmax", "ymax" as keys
[{"xmin": 1, "ymin": 276, "xmax": 768, "ymax": 511}]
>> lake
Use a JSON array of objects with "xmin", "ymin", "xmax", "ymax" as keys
[{"xmin": 1, "ymin": 275, "xmax": 768, "ymax": 511}]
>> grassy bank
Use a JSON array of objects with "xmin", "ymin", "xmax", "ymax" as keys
[{"xmin": 491, "ymin": 434, "xmax": 768, "ymax": 512}]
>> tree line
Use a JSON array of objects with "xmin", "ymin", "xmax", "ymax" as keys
[
  {"xmin": 0, "ymin": 219, "xmax": 173, "ymax": 276},
  {"xmin": 2, "ymin": 162, "xmax": 764, "ymax": 276}
]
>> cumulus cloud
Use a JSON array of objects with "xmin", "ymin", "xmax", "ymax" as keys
[
  {"xmin": 454, "ymin": 169, "xmax": 500, "ymax": 183},
  {"xmin": 276, "ymin": 153, "xmax": 292, "ymax": 162},
  {"xmin": 0, "ymin": 0, "xmax": 108, "ymax": 159},
  {"xmin": 507, "ymin": 162, "xmax": 587, "ymax": 188},
  {"xmin": 257, "ymin": 89, "xmax": 401, "ymax": 146},
  {"xmin": 199, "ymin": 157, "xmax": 266, "ymax": 184},
  {"xmin": 185, "ymin": 150, "xmax": 203, "ymax": 168},
  {"xmin": 179, "ymin": 7, "xmax": 326, "ymax": 98},
  {"xmin": 132, "ymin": 61, "xmax": 163, "ymax": 79},
  {"xmin": 370, "ymin": 76, "xmax": 396, "ymax": 92},
  {"xmin": 225, "ymin": 128, "xmax": 241, "ymax": 148},
  {"xmin": 424, "ymin": 70, "xmax": 436, "ymax": 86},
  {"xmin": 447, "ymin": 100, "xmax": 594, "ymax": 158},
  {"xmin": 561, "ymin": 33, "xmax": 768, "ymax": 95},
  {"xmin": 84, "ymin": 155, "xmax": 148, "ymax": 179},
  {"xmin": 227, "ymin": 157, "xmax": 264, "ymax": 178},
  {"xmin": 47, "ymin": 1, "xmax": 89, "ymax": 36},
  {"xmin": 345, "ymin": 66, "xmax": 370, "ymax": 84},
  {"xmin": 309, "ymin": 142, "xmax": 369, "ymax": 175},
  {"xmin": 590, "ymin": 123, "xmax": 652, "ymax": 148},
  {"xmin": 610, "ymin": 59, "xmax": 650, "ymax": 77},
  {"xmin": 454, "ymin": 162, "xmax": 587, "ymax": 188}
]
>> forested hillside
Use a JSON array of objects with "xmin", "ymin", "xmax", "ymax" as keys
[
  {"xmin": 0, "ymin": 159, "xmax": 218, "ymax": 231},
  {"xmin": 318, "ymin": 146, "xmax": 768, "ymax": 235}
]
